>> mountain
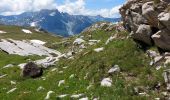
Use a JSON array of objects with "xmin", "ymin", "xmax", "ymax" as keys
[{"xmin": 0, "ymin": 9, "xmax": 121, "ymax": 37}]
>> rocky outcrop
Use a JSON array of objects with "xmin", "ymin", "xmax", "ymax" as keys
[
  {"xmin": 0, "ymin": 39, "xmax": 61, "ymax": 56},
  {"xmin": 120, "ymin": 0, "xmax": 170, "ymax": 51}
]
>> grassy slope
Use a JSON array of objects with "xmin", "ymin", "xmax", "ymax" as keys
[
  {"xmin": 0, "ymin": 25, "xmax": 165, "ymax": 99},
  {"xmin": 0, "ymin": 25, "xmax": 63, "ymax": 45}
]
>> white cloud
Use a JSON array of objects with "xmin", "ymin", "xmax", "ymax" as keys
[
  {"xmin": 0, "ymin": 0, "xmax": 121, "ymax": 18},
  {"xmin": 57, "ymin": 0, "xmax": 121, "ymax": 18},
  {"xmin": 0, "ymin": 0, "xmax": 57, "ymax": 15}
]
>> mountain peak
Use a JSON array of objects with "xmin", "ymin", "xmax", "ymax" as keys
[{"xmin": 0, "ymin": 10, "xmax": 120, "ymax": 37}]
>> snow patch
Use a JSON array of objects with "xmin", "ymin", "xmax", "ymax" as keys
[
  {"xmin": 30, "ymin": 40, "xmax": 46, "ymax": 45},
  {"xmin": 30, "ymin": 22, "xmax": 37, "ymax": 27},
  {"xmin": 22, "ymin": 29, "xmax": 32, "ymax": 34},
  {"xmin": 49, "ymin": 12, "xmax": 56, "ymax": 16}
]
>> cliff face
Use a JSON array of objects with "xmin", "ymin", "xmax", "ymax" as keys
[{"xmin": 120, "ymin": 0, "xmax": 170, "ymax": 51}]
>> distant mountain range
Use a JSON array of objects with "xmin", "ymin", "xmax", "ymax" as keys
[{"xmin": 0, "ymin": 9, "xmax": 120, "ymax": 36}]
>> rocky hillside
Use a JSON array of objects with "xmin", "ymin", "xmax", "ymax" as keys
[{"xmin": 1, "ymin": 21, "xmax": 169, "ymax": 99}]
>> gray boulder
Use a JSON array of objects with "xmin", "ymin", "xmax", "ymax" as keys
[
  {"xmin": 158, "ymin": 12, "xmax": 170, "ymax": 30},
  {"xmin": 132, "ymin": 24, "xmax": 153, "ymax": 45},
  {"xmin": 152, "ymin": 29, "xmax": 170, "ymax": 51},
  {"xmin": 21, "ymin": 62, "xmax": 43, "ymax": 78},
  {"xmin": 142, "ymin": 2, "xmax": 159, "ymax": 27}
]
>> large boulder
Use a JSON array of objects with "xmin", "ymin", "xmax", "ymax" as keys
[
  {"xmin": 132, "ymin": 24, "xmax": 153, "ymax": 45},
  {"xmin": 142, "ymin": 2, "xmax": 159, "ymax": 27},
  {"xmin": 152, "ymin": 29, "xmax": 170, "ymax": 51},
  {"xmin": 21, "ymin": 62, "xmax": 43, "ymax": 78},
  {"xmin": 158, "ymin": 12, "xmax": 170, "ymax": 30}
]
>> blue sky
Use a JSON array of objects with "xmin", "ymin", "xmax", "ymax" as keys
[
  {"xmin": 57, "ymin": 0, "xmax": 125, "ymax": 10},
  {"xmin": 0, "ymin": 0, "xmax": 126, "ymax": 18}
]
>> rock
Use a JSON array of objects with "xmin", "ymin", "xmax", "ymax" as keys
[
  {"xmin": 0, "ymin": 74, "xmax": 7, "ymax": 78},
  {"xmin": 73, "ymin": 38, "xmax": 85, "ymax": 45},
  {"xmin": 80, "ymin": 44, "xmax": 86, "ymax": 49},
  {"xmin": 58, "ymin": 80, "xmax": 65, "ymax": 87},
  {"xmin": 57, "ymin": 94, "xmax": 68, "ymax": 98},
  {"xmin": 132, "ymin": 24, "xmax": 153, "ymax": 45},
  {"xmin": 94, "ymin": 47, "xmax": 104, "ymax": 52},
  {"xmin": 162, "ymin": 91, "xmax": 168, "ymax": 96},
  {"xmin": 146, "ymin": 50, "xmax": 159, "ymax": 58},
  {"xmin": 71, "ymin": 94, "xmax": 84, "ymax": 98},
  {"xmin": 45, "ymin": 91, "xmax": 54, "ymax": 100},
  {"xmin": 163, "ymin": 69, "xmax": 170, "ymax": 91},
  {"xmin": 139, "ymin": 92, "xmax": 149, "ymax": 96},
  {"xmin": 51, "ymin": 68, "xmax": 58, "ymax": 72},
  {"xmin": 37, "ymin": 86, "xmax": 45, "ymax": 91},
  {"xmin": 87, "ymin": 84, "xmax": 93, "ymax": 90},
  {"xmin": 108, "ymin": 65, "xmax": 120, "ymax": 74},
  {"xmin": 0, "ymin": 30, "xmax": 7, "ymax": 34},
  {"xmin": 18, "ymin": 63, "xmax": 26, "ymax": 69},
  {"xmin": 89, "ymin": 40, "xmax": 101, "ymax": 43},
  {"xmin": 3, "ymin": 64, "xmax": 14, "ymax": 69},
  {"xmin": 101, "ymin": 78, "xmax": 112, "ymax": 87},
  {"xmin": 155, "ymin": 98, "xmax": 160, "ymax": 100},
  {"xmin": 35, "ymin": 57, "xmax": 59, "ymax": 68},
  {"xmin": 105, "ymin": 34, "xmax": 117, "ymax": 45},
  {"xmin": 79, "ymin": 97, "xmax": 88, "ymax": 100},
  {"xmin": 69, "ymin": 74, "xmax": 75, "ymax": 78},
  {"xmin": 0, "ymin": 39, "xmax": 61, "ymax": 56},
  {"xmin": 152, "ymin": 56, "xmax": 165, "ymax": 66},
  {"xmin": 162, "ymin": 0, "xmax": 170, "ymax": 3},
  {"xmin": 88, "ymin": 40, "xmax": 101, "ymax": 45},
  {"xmin": 156, "ymin": 66, "xmax": 162, "ymax": 70},
  {"xmin": 10, "ymin": 81, "xmax": 16, "ymax": 85},
  {"xmin": 93, "ymin": 98, "xmax": 100, "ymax": 100},
  {"xmin": 142, "ymin": 2, "xmax": 159, "ymax": 27},
  {"xmin": 21, "ymin": 62, "xmax": 43, "ymax": 78},
  {"xmin": 152, "ymin": 29, "xmax": 170, "ymax": 51},
  {"xmin": 158, "ymin": 12, "xmax": 170, "ymax": 30},
  {"xmin": 6, "ymin": 88, "xmax": 17, "ymax": 94},
  {"xmin": 41, "ymin": 77, "xmax": 46, "ymax": 80}
]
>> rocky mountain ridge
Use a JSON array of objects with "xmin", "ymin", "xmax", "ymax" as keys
[{"xmin": 0, "ymin": 9, "xmax": 120, "ymax": 37}]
